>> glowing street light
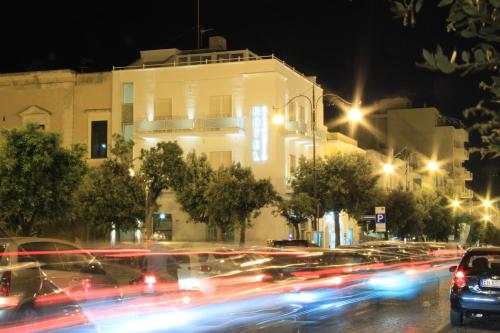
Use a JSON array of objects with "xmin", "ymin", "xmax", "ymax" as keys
[
  {"xmin": 483, "ymin": 199, "xmax": 492, "ymax": 208},
  {"xmin": 347, "ymin": 107, "xmax": 362, "ymax": 122},
  {"xmin": 452, "ymin": 200, "xmax": 460, "ymax": 208},
  {"xmin": 128, "ymin": 168, "xmax": 135, "ymax": 177},
  {"xmin": 272, "ymin": 113, "xmax": 284, "ymax": 125},
  {"xmin": 427, "ymin": 161, "xmax": 439, "ymax": 172},
  {"xmin": 383, "ymin": 163, "xmax": 395, "ymax": 174},
  {"xmin": 483, "ymin": 215, "xmax": 491, "ymax": 222}
]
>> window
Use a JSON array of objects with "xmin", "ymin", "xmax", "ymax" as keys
[
  {"xmin": 155, "ymin": 98, "xmax": 173, "ymax": 119},
  {"xmin": 123, "ymin": 124, "xmax": 133, "ymax": 142},
  {"xmin": 18, "ymin": 242, "xmax": 62, "ymax": 270},
  {"xmin": 288, "ymin": 102, "xmax": 296, "ymax": 122},
  {"xmin": 299, "ymin": 104, "xmax": 306, "ymax": 123},
  {"xmin": 289, "ymin": 154, "xmax": 296, "ymax": 175},
  {"xmin": 122, "ymin": 83, "xmax": 134, "ymax": 124},
  {"xmin": 91, "ymin": 121, "xmax": 108, "ymax": 159},
  {"xmin": 209, "ymin": 95, "xmax": 232, "ymax": 118},
  {"xmin": 190, "ymin": 55, "xmax": 201, "ymax": 64},
  {"xmin": 122, "ymin": 83, "xmax": 134, "ymax": 104},
  {"xmin": 209, "ymin": 151, "xmax": 232, "ymax": 168}
]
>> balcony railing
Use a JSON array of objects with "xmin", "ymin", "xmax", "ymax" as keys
[
  {"xmin": 286, "ymin": 121, "xmax": 307, "ymax": 135},
  {"xmin": 137, "ymin": 117, "xmax": 244, "ymax": 133},
  {"xmin": 459, "ymin": 188, "xmax": 473, "ymax": 199}
]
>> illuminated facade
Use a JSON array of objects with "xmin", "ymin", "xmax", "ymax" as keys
[
  {"xmin": 112, "ymin": 37, "xmax": 328, "ymax": 244},
  {"xmin": 356, "ymin": 104, "xmax": 473, "ymax": 199}
]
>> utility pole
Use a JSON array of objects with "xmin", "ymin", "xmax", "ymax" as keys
[
  {"xmin": 312, "ymin": 84, "xmax": 318, "ymax": 232},
  {"xmin": 197, "ymin": 0, "xmax": 200, "ymax": 49}
]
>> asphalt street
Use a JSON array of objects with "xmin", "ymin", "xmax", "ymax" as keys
[{"xmin": 261, "ymin": 270, "xmax": 500, "ymax": 333}]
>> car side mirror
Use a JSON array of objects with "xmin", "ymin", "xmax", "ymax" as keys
[{"xmin": 449, "ymin": 265, "xmax": 457, "ymax": 273}]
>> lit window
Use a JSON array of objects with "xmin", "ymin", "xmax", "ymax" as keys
[
  {"xmin": 288, "ymin": 102, "xmax": 296, "ymax": 122},
  {"xmin": 299, "ymin": 104, "xmax": 306, "ymax": 123},
  {"xmin": 122, "ymin": 83, "xmax": 134, "ymax": 104},
  {"xmin": 91, "ymin": 121, "xmax": 107, "ymax": 159},
  {"xmin": 123, "ymin": 124, "xmax": 133, "ymax": 142},
  {"xmin": 209, "ymin": 151, "xmax": 232, "ymax": 168},
  {"xmin": 252, "ymin": 106, "xmax": 269, "ymax": 162},
  {"xmin": 289, "ymin": 154, "xmax": 296, "ymax": 175},
  {"xmin": 209, "ymin": 95, "xmax": 232, "ymax": 118},
  {"xmin": 155, "ymin": 98, "xmax": 173, "ymax": 119}
]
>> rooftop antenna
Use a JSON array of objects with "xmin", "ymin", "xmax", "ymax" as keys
[{"xmin": 197, "ymin": 0, "xmax": 200, "ymax": 48}]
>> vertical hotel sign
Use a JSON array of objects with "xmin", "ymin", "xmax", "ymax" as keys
[{"xmin": 252, "ymin": 106, "xmax": 268, "ymax": 162}]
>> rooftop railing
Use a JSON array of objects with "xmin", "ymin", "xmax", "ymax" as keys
[{"xmin": 113, "ymin": 52, "xmax": 315, "ymax": 84}]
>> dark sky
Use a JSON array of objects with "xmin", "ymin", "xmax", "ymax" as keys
[{"xmin": 1, "ymin": 0, "xmax": 497, "ymax": 196}]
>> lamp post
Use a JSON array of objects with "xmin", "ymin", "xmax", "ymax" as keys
[
  {"xmin": 274, "ymin": 85, "xmax": 358, "ymax": 233},
  {"xmin": 427, "ymin": 160, "xmax": 439, "ymax": 190}
]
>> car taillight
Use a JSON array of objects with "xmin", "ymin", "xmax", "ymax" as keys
[
  {"xmin": 144, "ymin": 274, "xmax": 156, "ymax": 285},
  {"xmin": 453, "ymin": 270, "xmax": 466, "ymax": 288},
  {"xmin": 0, "ymin": 271, "xmax": 11, "ymax": 297}
]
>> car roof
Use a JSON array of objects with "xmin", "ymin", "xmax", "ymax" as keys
[
  {"xmin": 466, "ymin": 246, "xmax": 500, "ymax": 253},
  {"xmin": 0, "ymin": 237, "xmax": 83, "ymax": 248}
]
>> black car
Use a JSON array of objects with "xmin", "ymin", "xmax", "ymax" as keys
[
  {"xmin": 449, "ymin": 247, "xmax": 500, "ymax": 326},
  {"xmin": 270, "ymin": 240, "xmax": 319, "ymax": 248}
]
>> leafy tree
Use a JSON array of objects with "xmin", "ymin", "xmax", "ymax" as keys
[
  {"xmin": 206, "ymin": 163, "xmax": 277, "ymax": 245},
  {"xmin": 389, "ymin": 0, "xmax": 500, "ymax": 155},
  {"xmin": 423, "ymin": 194, "xmax": 454, "ymax": 241},
  {"xmin": 467, "ymin": 220, "xmax": 486, "ymax": 245},
  {"xmin": 383, "ymin": 190, "xmax": 425, "ymax": 239},
  {"xmin": 483, "ymin": 221, "xmax": 500, "ymax": 245},
  {"xmin": 0, "ymin": 124, "xmax": 86, "ymax": 235},
  {"xmin": 293, "ymin": 153, "xmax": 379, "ymax": 247},
  {"xmin": 140, "ymin": 141, "xmax": 186, "ymax": 238},
  {"xmin": 277, "ymin": 192, "xmax": 316, "ymax": 239},
  {"xmin": 78, "ymin": 135, "xmax": 145, "ymax": 242},
  {"xmin": 176, "ymin": 151, "xmax": 214, "ymax": 224}
]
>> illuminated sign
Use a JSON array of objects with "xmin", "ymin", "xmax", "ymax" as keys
[{"xmin": 252, "ymin": 106, "xmax": 268, "ymax": 161}]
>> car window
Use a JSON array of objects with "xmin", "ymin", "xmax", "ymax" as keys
[
  {"xmin": 54, "ymin": 243, "xmax": 93, "ymax": 272},
  {"xmin": 0, "ymin": 241, "xmax": 9, "ymax": 266},
  {"xmin": 18, "ymin": 242, "xmax": 63, "ymax": 270},
  {"xmin": 464, "ymin": 254, "xmax": 500, "ymax": 274}
]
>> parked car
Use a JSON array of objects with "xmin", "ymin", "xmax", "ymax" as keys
[
  {"xmin": 0, "ymin": 236, "xmax": 97, "ymax": 330},
  {"xmin": 270, "ymin": 239, "xmax": 320, "ymax": 248},
  {"xmin": 449, "ymin": 246, "xmax": 500, "ymax": 326}
]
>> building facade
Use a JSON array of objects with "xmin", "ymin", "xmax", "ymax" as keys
[{"xmin": 356, "ymin": 103, "xmax": 473, "ymax": 200}]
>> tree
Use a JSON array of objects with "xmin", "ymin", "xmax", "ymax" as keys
[
  {"xmin": 383, "ymin": 190, "xmax": 425, "ymax": 239},
  {"xmin": 423, "ymin": 195, "xmax": 453, "ymax": 241},
  {"xmin": 293, "ymin": 153, "xmax": 379, "ymax": 247},
  {"xmin": 140, "ymin": 141, "xmax": 186, "ymax": 239},
  {"xmin": 389, "ymin": 0, "xmax": 500, "ymax": 155},
  {"xmin": 78, "ymin": 135, "xmax": 145, "ymax": 242},
  {"xmin": 0, "ymin": 124, "xmax": 86, "ymax": 235},
  {"xmin": 206, "ymin": 163, "xmax": 277, "ymax": 246},
  {"xmin": 277, "ymin": 193, "xmax": 316, "ymax": 239},
  {"xmin": 467, "ymin": 220, "xmax": 486, "ymax": 245},
  {"xmin": 176, "ymin": 151, "xmax": 214, "ymax": 226}
]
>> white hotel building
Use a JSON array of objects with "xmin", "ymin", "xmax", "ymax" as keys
[{"xmin": 111, "ymin": 36, "xmax": 364, "ymax": 246}]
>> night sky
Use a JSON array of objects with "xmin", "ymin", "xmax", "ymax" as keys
[{"xmin": 1, "ymin": 0, "xmax": 497, "ymax": 196}]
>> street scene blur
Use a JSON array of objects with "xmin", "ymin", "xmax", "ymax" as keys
[{"xmin": 0, "ymin": 0, "xmax": 499, "ymax": 332}]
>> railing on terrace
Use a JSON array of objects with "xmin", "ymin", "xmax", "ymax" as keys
[
  {"xmin": 113, "ymin": 53, "xmax": 314, "ymax": 84},
  {"xmin": 286, "ymin": 121, "xmax": 308, "ymax": 134},
  {"xmin": 137, "ymin": 117, "xmax": 244, "ymax": 133}
]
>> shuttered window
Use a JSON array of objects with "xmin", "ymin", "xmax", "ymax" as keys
[{"xmin": 209, "ymin": 95, "xmax": 232, "ymax": 118}]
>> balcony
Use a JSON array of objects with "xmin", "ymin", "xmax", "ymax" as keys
[
  {"xmin": 286, "ymin": 121, "xmax": 308, "ymax": 135},
  {"xmin": 459, "ymin": 188, "xmax": 473, "ymax": 199},
  {"xmin": 137, "ymin": 117, "xmax": 244, "ymax": 134}
]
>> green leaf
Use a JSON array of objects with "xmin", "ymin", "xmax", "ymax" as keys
[
  {"xmin": 422, "ymin": 49, "xmax": 436, "ymax": 66},
  {"xmin": 461, "ymin": 29, "xmax": 476, "ymax": 38},
  {"xmin": 438, "ymin": 0, "xmax": 453, "ymax": 7},
  {"xmin": 474, "ymin": 49, "xmax": 485, "ymax": 62},
  {"xmin": 415, "ymin": 0, "xmax": 423, "ymax": 12},
  {"xmin": 461, "ymin": 50, "xmax": 470, "ymax": 63},
  {"xmin": 436, "ymin": 57, "xmax": 457, "ymax": 74},
  {"xmin": 391, "ymin": 1, "xmax": 407, "ymax": 16}
]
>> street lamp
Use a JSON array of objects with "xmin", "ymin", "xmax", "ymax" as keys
[
  {"xmin": 274, "ymin": 85, "xmax": 357, "ymax": 233},
  {"xmin": 383, "ymin": 163, "xmax": 394, "ymax": 191},
  {"xmin": 483, "ymin": 199, "xmax": 492, "ymax": 208},
  {"xmin": 427, "ymin": 160, "xmax": 439, "ymax": 189},
  {"xmin": 452, "ymin": 199, "xmax": 460, "ymax": 208}
]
